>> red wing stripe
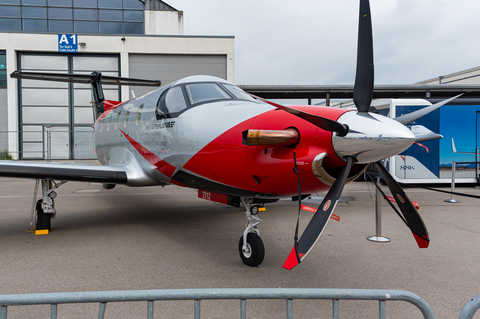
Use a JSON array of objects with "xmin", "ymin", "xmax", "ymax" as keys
[{"xmin": 120, "ymin": 129, "xmax": 176, "ymax": 178}]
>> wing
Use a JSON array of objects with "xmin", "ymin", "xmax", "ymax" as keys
[{"xmin": 0, "ymin": 161, "xmax": 127, "ymax": 184}]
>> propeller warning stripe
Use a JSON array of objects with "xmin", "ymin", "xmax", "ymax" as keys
[{"xmin": 120, "ymin": 129, "xmax": 176, "ymax": 178}]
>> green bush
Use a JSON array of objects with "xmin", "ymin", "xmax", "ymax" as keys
[{"xmin": 0, "ymin": 149, "xmax": 12, "ymax": 160}]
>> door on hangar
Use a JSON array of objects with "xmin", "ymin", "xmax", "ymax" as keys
[
  {"xmin": 17, "ymin": 53, "xmax": 120, "ymax": 160},
  {"xmin": 128, "ymin": 54, "xmax": 228, "ymax": 97}
]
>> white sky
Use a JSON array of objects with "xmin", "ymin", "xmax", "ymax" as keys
[{"xmin": 166, "ymin": 0, "xmax": 480, "ymax": 86}]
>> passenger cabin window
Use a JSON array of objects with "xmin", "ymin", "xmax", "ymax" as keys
[
  {"xmin": 135, "ymin": 103, "xmax": 144, "ymax": 125},
  {"xmin": 106, "ymin": 115, "xmax": 112, "ymax": 131},
  {"xmin": 185, "ymin": 83, "xmax": 231, "ymax": 105},
  {"xmin": 114, "ymin": 112, "xmax": 120, "ymax": 129},
  {"xmin": 124, "ymin": 107, "xmax": 131, "ymax": 128},
  {"xmin": 222, "ymin": 84, "xmax": 257, "ymax": 102}
]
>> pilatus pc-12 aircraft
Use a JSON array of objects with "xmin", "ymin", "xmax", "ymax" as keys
[{"xmin": 3, "ymin": 0, "xmax": 459, "ymax": 270}]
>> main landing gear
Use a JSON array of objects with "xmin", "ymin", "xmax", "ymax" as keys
[
  {"xmin": 32, "ymin": 179, "xmax": 66, "ymax": 233},
  {"xmin": 239, "ymin": 198, "xmax": 265, "ymax": 267}
]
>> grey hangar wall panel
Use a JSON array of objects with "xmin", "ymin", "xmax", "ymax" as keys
[
  {"xmin": 129, "ymin": 54, "xmax": 227, "ymax": 96},
  {"xmin": 0, "ymin": 89, "xmax": 9, "ymax": 154},
  {"xmin": 0, "ymin": 89, "xmax": 7, "ymax": 129}
]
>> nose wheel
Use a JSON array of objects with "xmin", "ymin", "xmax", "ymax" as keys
[
  {"xmin": 239, "ymin": 198, "xmax": 265, "ymax": 267},
  {"xmin": 239, "ymin": 232, "xmax": 264, "ymax": 267}
]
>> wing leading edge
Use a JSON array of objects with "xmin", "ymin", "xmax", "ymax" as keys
[{"xmin": 0, "ymin": 161, "xmax": 127, "ymax": 184}]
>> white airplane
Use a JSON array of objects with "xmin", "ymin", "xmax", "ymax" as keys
[{"xmin": 2, "ymin": 0, "xmax": 457, "ymax": 269}]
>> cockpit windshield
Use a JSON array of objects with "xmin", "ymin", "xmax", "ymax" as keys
[
  {"xmin": 221, "ymin": 84, "xmax": 257, "ymax": 102},
  {"xmin": 185, "ymin": 83, "xmax": 232, "ymax": 105}
]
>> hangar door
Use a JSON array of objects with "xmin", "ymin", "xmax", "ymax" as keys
[{"xmin": 129, "ymin": 54, "xmax": 227, "ymax": 96}]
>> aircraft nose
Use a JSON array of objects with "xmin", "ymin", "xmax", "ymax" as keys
[{"xmin": 332, "ymin": 111, "xmax": 415, "ymax": 164}]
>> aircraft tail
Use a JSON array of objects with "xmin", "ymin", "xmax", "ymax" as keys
[{"xmin": 10, "ymin": 71, "xmax": 161, "ymax": 119}]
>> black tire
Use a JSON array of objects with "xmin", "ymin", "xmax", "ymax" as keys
[
  {"xmin": 238, "ymin": 233, "xmax": 265, "ymax": 267},
  {"xmin": 35, "ymin": 200, "xmax": 51, "ymax": 231}
]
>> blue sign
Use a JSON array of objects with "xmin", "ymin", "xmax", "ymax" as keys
[{"xmin": 58, "ymin": 34, "xmax": 78, "ymax": 53}]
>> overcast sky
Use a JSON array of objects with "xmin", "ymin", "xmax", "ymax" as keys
[{"xmin": 166, "ymin": 0, "xmax": 480, "ymax": 86}]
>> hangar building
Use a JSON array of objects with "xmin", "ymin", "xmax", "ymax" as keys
[{"xmin": 0, "ymin": 0, "xmax": 234, "ymax": 159}]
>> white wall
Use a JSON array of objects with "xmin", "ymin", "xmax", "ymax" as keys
[{"xmin": 144, "ymin": 10, "xmax": 184, "ymax": 35}]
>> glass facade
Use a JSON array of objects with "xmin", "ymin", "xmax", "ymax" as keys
[
  {"xmin": 0, "ymin": 0, "xmax": 144, "ymax": 34},
  {"xmin": 0, "ymin": 51, "xmax": 6, "ymax": 87}
]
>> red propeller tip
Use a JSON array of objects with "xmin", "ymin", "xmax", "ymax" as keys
[
  {"xmin": 282, "ymin": 248, "xmax": 305, "ymax": 270},
  {"xmin": 412, "ymin": 232, "xmax": 430, "ymax": 248}
]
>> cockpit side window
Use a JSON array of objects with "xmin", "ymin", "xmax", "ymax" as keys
[
  {"xmin": 165, "ymin": 86, "xmax": 187, "ymax": 113},
  {"xmin": 185, "ymin": 83, "xmax": 231, "ymax": 105},
  {"xmin": 156, "ymin": 86, "xmax": 188, "ymax": 120},
  {"xmin": 156, "ymin": 89, "xmax": 170, "ymax": 120},
  {"xmin": 222, "ymin": 84, "xmax": 257, "ymax": 102}
]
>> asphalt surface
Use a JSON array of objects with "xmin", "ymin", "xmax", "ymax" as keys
[{"xmin": 0, "ymin": 177, "xmax": 479, "ymax": 318}]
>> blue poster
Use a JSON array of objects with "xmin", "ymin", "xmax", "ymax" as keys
[{"xmin": 439, "ymin": 105, "xmax": 479, "ymax": 179}]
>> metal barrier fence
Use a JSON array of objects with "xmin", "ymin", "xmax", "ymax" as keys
[
  {"xmin": 459, "ymin": 294, "xmax": 480, "ymax": 319},
  {"xmin": 0, "ymin": 130, "xmax": 98, "ymax": 164},
  {"xmin": 0, "ymin": 288, "xmax": 435, "ymax": 319}
]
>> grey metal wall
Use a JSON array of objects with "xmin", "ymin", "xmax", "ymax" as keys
[
  {"xmin": 0, "ymin": 88, "xmax": 8, "ymax": 153},
  {"xmin": 129, "ymin": 54, "xmax": 227, "ymax": 96},
  {"xmin": 0, "ymin": 88, "xmax": 7, "ymax": 132}
]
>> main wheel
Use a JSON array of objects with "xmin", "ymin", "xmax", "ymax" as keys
[
  {"xmin": 238, "ymin": 233, "xmax": 265, "ymax": 267},
  {"xmin": 35, "ymin": 200, "xmax": 51, "ymax": 231}
]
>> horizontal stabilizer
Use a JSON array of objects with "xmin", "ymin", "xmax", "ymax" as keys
[{"xmin": 10, "ymin": 71, "xmax": 161, "ymax": 87}]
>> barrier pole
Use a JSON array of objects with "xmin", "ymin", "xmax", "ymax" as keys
[
  {"xmin": 47, "ymin": 130, "xmax": 51, "ymax": 163},
  {"xmin": 445, "ymin": 161, "xmax": 460, "ymax": 203},
  {"xmin": 476, "ymin": 149, "xmax": 480, "ymax": 189},
  {"xmin": 367, "ymin": 177, "xmax": 391, "ymax": 243}
]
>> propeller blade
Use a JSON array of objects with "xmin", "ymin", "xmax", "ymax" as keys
[
  {"xmin": 283, "ymin": 157, "xmax": 355, "ymax": 270},
  {"xmin": 353, "ymin": 0, "xmax": 374, "ymax": 113},
  {"xmin": 249, "ymin": 93, "xmax": 349, "ymax": 137},
  {"xmin": 394, "ymin": 94, "xmax": 463, "ymax": 125},
  {"xmin": 375, "ymin": 161, "xmax": 430, "ymax": 248}
]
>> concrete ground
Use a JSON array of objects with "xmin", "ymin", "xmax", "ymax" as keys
[{"xmin": 0, "ymin": 177, "xmax": 479, "ymax": 318}]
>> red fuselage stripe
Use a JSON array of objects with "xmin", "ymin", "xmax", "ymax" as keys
[{"xmin": 120, "ymin": 129, "xmax": 176, "ymax": 178}]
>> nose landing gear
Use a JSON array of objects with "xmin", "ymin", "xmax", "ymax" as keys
[{"xmin": 239, "ymin": 198, "xmax": 265, "ymax": 267}]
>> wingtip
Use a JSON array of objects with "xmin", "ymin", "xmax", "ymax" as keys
[
  {"xmin": 412, "ymin": 232, "xmax": 430, "ymax": 248},
  {"xmin": 282, "ymin": 248, "xmax": 304, "ymax": 270}
]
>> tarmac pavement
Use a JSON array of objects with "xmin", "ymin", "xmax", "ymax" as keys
[{"xmin": 0, "ymin": 177, "xmax": 479, "ymax": 318}]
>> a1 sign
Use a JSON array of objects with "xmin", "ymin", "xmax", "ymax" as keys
[{"xmin": 58, "ymin": 34, "xmax": 78, "ymax": 53}]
